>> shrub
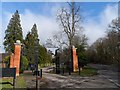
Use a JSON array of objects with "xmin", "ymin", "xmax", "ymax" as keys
[
  {"xmin": 20, "ymin": 56, "xmax": 29, "ymax": 73},
  {"xmin": 3, "ymin": 56, "xmax": 10, "ymax": 68}
]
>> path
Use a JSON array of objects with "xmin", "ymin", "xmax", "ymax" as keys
[{"xmin": 23, "ymin": 70, "xmax": 36, "ymax": 88}]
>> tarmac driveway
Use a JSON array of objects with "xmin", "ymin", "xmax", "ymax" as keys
[{"xmin": 41, "ymin": 64, "xmax": 120, "ymax": 88}]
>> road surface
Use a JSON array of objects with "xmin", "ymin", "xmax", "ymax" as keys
[{"xmin": 41, "ymin": 64, "xmax": 120, "ymax": 88}]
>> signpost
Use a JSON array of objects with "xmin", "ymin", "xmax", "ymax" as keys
[{"xmin": 1, "ymin": 68, "xmax": 16, "ymax": 88}]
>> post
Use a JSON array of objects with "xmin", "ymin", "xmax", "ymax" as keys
[
  {"xmin": 62, "ymin": 67, "xmax": 64, "ymax": 75},
  {"xmin": 62, "ymin": 63, "xmax": 64, "ymax": 75},
  {"xmin": 40, "ymin": 69, "xmax": 42, "ymax": 78},
  {"xmin": 69, "ymin": 60, "xmax": 71, "ymax": 75},
  {"xmin": 72, "ymin": 46, "xmax": 78, "ymax": 72},
  {"xmin": 78, "ymin": 66, "xmax": 80, "ymax": 75},
  {"xmin": 13, "ymin": 78, "xmax": 15, "ymax": 89}
]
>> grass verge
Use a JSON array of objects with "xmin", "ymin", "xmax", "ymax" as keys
[
  {"xmin": 49, "ymin": 65, "xmax": 98, "ymax": 77},
  {"xmin": 78, "ymin": 65, "xmax": 98, "ymax": 76},
  {"xmin": 1, "ymin": 75, "xmax": 26, "ymax": 89}
]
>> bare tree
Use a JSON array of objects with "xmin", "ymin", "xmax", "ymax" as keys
[
  {"xmin": 45, "ymin": 38, "xmax": 55, "ymax": 48},
  {"xmin": 107, "ymin": 18, "xmax": 120, "ymax": 64},
  {"xmin": 53, "ymin": 31, "xmax": 69, "ymax": 49},
  {"xmin": 73, "ymin": 34, "xmax": 88, "ymax": 47},
  {"xmin": 57, "ymin": 2, "xmax": 83, "ymax": 47},
  {"xmin": 87, "ymin": 18, "xmax": 120, "ymax": 64}
]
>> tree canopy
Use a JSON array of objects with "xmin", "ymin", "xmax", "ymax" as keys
[{"xmin": 4, "ymin": 10, "xmax": 23, "ymax": 53}]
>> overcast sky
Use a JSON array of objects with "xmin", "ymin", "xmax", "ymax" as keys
[{"xmin": 0, "ymin": 1, "xmax": 118, "ymax": 53}]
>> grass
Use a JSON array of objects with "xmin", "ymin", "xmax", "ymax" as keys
[
  {"xmin": 77, "ymin": 65, "xmax": 98, "ymax": 76},
  {"xmin": 1, "ymin": 78, "xmax": 13, "ymax": 88},
  {"xmin": 39, "ymin": 63, "xmax": 54, "ymax": 68},
  {"xmin": 49, "ymin": 65, "xmax": 98, "ymax": 77},
  {"xmin": 1, "ymin": 75, "xmax": 26, "ymax": 89},
  {"xmin": 15, "ymin": 75, "xmax": 26, "ymax": 88}
]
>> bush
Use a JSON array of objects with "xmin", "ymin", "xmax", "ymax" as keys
[
  {"xmin": 76, "ymin": 45, "xmax": 89, "ymax": 68},
  {"xmin": 20, "ymin": 56, "xmax": 29, "ymax": 73},
  {"xmin": 3, "ymin": 56, "xmax": 10, "ymax": 68}
]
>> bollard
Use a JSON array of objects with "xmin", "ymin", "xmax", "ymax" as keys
[
  {"xmin": 69, "ymin": 67, "xmax": 71, "ymax": 75},
  {"xmin": 62, "ymin": 67, "xmax": 64, "ymax": 75},
  {"xmin": 78, "ymin": 66, "xmax": 80, "ymax": 75},
  {"xmin": 40, "ymin": 69, "xmax": 42, "ymax": 78}
]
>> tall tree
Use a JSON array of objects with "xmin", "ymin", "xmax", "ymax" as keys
[
  {"xmin": 57, "ymin": 2, "xmax": 83, "ymax": 47},
  {"xmin": 24, "ymin": 24, "xmax": 39, "ymax": 65},
  {"xmin": 24, "ymin": 32, "xmax": 35, "ymax": 65},
  {"xmin": 31, "ymin": 24, "xmax": 39, "ymax": 46},
  {"xmin": 107, "ymin": 18, "xmax": 120, "ymax": 64},
  {"xmin": 87, "ymin": 18, "xmax": 120, "ymax": 65},
  {"xmin": 24, "ymin": 24, "xmax": 52, "ymax": 67},
  {"xmin": 4, "ymin": 10, "xmax": 23, "ymax": 53}
]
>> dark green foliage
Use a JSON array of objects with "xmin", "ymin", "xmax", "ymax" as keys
[
  {"xmin": 76, "ymin": 45, "xmax": 89, "ymax": 67},
  {"xmin": 3, "ymin": 10, "xmax": 52, "ymax": 69},
  {"xmin": 31, "ymin": 24, "xmax": 39, "ymax": 43},
  {"xmin": 3, "ymin": 56, "xmax": 10, "ymax": 68},
  {"xmin": 24, "ymin": 32, "xmax": 35, "ymax": 65},
  {"xmin": 3, "ymin": 55, "xmax": 28, "ymax": 73},
  {"xmin": 24, "ymin": 24, "xmax": 52, "ymax": 66},
  {"xmin": 24, "ymin": 24, "xmax": 39, "ymax": 65},
  {"xmin": 20, "ymin": 56, "xmax": 29, "ymax": 73},
  {"xmin": 38, "ymin": 45, "xmax": 52, "ymax": 65},
  {"xmin": 3, "ymin": 10, "xmax": 23, "ymax": 53}
]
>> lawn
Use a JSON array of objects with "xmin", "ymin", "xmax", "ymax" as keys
[
  {"xmin": 77, "ymin": 65, "xmax": 98, "ymax": 76},
  {"xmin": 49, "ymin": 65, "xmax": 98, "ymax": 76},
  {"xmin": 1, "ymin": 75, "xmax": 26, "ymax": 89}
]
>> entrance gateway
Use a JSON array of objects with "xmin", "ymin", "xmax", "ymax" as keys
[{"xmin": 55, "ymin": 45, "xmax": 78, "ymax": 74}]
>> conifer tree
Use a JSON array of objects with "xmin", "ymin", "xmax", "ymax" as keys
[
  {"xmin": 31, "ymin": 24, "xmax": 39, "ymax": 45},
  {"xmin": 24, "ymin": 24, "xmax": 52, "ymax": 66},
  {"xmin": 4, "ymin": 10, "xmax": 23, "ymax": 53},
  {"xmin": 24, "ymin": 24, "xmax": 39, "ymax": 66},
  {"xmin": 24, "ymin": 32, "xmax": 34, "ymax": 65}
]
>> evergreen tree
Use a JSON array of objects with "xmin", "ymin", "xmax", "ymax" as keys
[
  {"xmin": 31, "ymin": 24, "xmax": 39, "ymax": 45},
  {"xmin": 24, "ymin": 24, "xmax": 39, "ymax": 66},
  {"xmin": 76, "ymin": 45, "xmax": 88, "ymax": 67},
  {"xmin": 24, "ymin": 32, "xmax": 35, "ymax": 65},
  {"xmin": 38, "ymin": 45, "xmax": 52, "ymax": 65},
  {"xmin": 4, "ymin": 10, "xmax": 23, "ymax": 53},
  {"xmin": 24, "ymin": 24, "xmax": 52, "ymax": 66}
]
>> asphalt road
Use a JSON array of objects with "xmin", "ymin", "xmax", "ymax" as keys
[{"xmin": 41, "ymin": 64, "xmax": 120, "ymax": 89}]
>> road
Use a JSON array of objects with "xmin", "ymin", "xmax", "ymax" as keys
[{"xmin": 41, "ymin": 64, "xmax": 120, "ymax": 88}]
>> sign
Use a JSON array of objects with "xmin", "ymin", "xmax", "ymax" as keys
[
  {"xmin": 1, "ymin": 68, "xmax": 16, "ymax": 88},
  {"xmin": 2, "ymin": 68, "xmax": 16, "ymax": 79}
]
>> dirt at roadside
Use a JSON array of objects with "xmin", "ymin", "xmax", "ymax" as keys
[{"xmin": 23, "ymin": 71, "xmax": 45, "ymax": 88}]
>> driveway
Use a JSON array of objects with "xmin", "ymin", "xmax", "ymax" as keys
[
  {"xmin": 89, "ymin": 64, "xmax": 120, "ymax": 88},
  {"xmin": 41, "ymin": 65, "xmax": 120, "ymax": 88}
]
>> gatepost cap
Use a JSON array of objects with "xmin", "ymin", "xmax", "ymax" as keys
[{"xmin": 15, "ymin": 40, "xmax": 22, "ymax": 45}]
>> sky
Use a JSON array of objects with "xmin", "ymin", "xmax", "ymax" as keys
[{"xmin": 0, "ymin": 1, "xmax": 118, "ymax": 53}]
